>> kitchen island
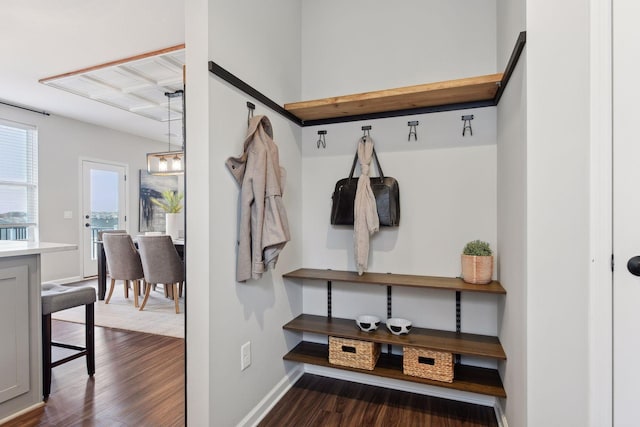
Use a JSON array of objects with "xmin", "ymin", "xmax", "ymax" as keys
[{"xmin": 0, "ymin": 241, "xmax": 77, "ymax": 424}]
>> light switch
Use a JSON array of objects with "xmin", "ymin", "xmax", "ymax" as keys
[{"xmin": 63, "ymin": 211, "xmax": 73, "ymax": 219}]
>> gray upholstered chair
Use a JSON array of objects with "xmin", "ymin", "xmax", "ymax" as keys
[
  {"xmin": 137, "ymin": 235, "xmax": 185, "ymax": 314},
  {"xmin": 102, "ymin": 233, "xmax": 145, "ymax": 307},
  {"xmin": 41, "ymin": 282, "xmax": 96, "ymax": 399}
]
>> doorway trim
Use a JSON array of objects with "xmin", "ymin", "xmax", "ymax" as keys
[
  {"xmin": 78, "ymin": 157, "xmax": 130, "ymax": 278},
  {"xmin": 589, "ymin": 0, "xmax": 613, "ymax": 425}
]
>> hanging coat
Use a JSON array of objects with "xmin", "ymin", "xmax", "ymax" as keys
[
  {"xmin": 226, "ymin": 115, "xmax": 290, "ymax": 282},
  {"xmin": 354, "ymin": 136, "xmax": 379, "ymax": 274}
]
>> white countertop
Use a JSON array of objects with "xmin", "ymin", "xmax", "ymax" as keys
[{"xmin": 0, "ymin": 241, "xmax": 78, "ymax": 258}]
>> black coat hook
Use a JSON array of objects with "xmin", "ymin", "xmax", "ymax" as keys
[
  {"xmin": 408, "ymin": 121, "xmax": 419, "ymax": 141},
  {"xmin": 317, "ymin": 130, "xmax": 327, "ymax": 149},
  {"xmin": 462, "ymin": 115, "xmax": 474, "ymax": 136},
  {"xmin": 247, "ymin": 102, "xmax": 255, "ymax": 127}
]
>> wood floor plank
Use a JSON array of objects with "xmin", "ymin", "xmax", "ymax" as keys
[
  {"xmin": 6, "ymin": 320, "xmax": 184, "ymax": 427},
  {"xmin": 259, "ymin": 374, "xmax": 498, "ymax": 427}
]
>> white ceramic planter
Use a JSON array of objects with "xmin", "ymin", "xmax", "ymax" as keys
[{"xmin": 165, "ymin": 213, "xmax": 180, "ymax": 240}]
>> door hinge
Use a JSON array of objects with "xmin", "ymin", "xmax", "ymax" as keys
[
  {"xmin": 124, "ymin": 215, "xmax": 127, "ymax": 222},
  {"xmin": 124, "ymin": 174, "xmax": 127, "ymax": 181},
  {"xmin": 611, "ymin": 254, "xmax": 615, "ymax": 272}
]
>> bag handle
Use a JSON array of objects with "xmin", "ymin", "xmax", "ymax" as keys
[{"xmin": 347, "ymin": 138, "xmax": 385, "ymax": 182}]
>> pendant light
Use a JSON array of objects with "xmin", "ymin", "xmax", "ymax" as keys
[{"xmin": 147, "ymin": 90, "xmax": 184, "ymax": 175}]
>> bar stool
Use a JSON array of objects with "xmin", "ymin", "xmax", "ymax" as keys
[{"xmin": 41, "ymin": 282, "xmax": 96, "ymax": 399}]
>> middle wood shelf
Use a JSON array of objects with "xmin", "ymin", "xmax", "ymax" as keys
[{"xmin": 284, "ymin": 314, "xmax": 506, "ymax": 360}]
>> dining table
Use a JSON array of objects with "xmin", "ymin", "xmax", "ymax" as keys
[{"xmin": 96, "ymin": 237, "xmax": 184, "ymax": 301}]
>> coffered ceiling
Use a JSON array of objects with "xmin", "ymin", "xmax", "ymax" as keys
[
  {"xmin": 40, "ymin": 46, "xmax": 185, "ymax": 123},
  {"xmin": 0, "ymin": 0, "xmax": 185, "ymax": 143}
]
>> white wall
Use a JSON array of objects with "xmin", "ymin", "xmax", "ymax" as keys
[
  {"xmin": 497, "ymin": 0, "xmax": 527, "ymax": 425},
  {"xmin": 0, "ymin": 104, "xmax": 166, "ymax": 282},
  {"xmin": 301, "ymin": 0, "xmax": 498, "ymax": 100},
  {"xmin": 190, "ymin": 1, "xmax": 304, "ymax": 425},
  {"xmin": 526, "ymin": 0, "xmax": 591, "ymax": 425}
]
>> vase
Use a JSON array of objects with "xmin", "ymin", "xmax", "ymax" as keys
[
  {"xmin": 461, "ymin": 255, "xmax": 493, "ymax": 284},
  {"xmin": 165, "ymin": 213, "xmax": 180, "ymax": 240}
]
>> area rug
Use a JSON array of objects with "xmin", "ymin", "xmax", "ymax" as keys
[{"xmin": 51, "ymin": 279, "xmax": 184, "ymax": 338}]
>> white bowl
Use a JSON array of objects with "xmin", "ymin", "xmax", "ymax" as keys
[
  {"xmin": 355, "ymin": 315, "xmax": 381, "ymax": 332},
  {"xmin": 386, "ymin": 318, "xmax": 412, "ymax": 335}
]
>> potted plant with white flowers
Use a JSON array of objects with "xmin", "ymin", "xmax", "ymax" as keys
[
  {"xmin": 151, "ymin": 190, "xmax": 184, "ymax": 240},
  {"xmin": 461, "ymin": 240, "xmax": 494, "ymax": 284}
]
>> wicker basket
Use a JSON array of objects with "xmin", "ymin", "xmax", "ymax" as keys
[
  {"xmin": 403, "ymin": 347, "xmax": 454, "ymax": 383},
  {"xmin": 328, "ymin": 336, "xmax": 381, "ymax": 370}
]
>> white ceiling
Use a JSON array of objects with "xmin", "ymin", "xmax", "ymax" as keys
[{"xmin": 1, "ymin": 0, "xmax": 185, "ymax": 143}]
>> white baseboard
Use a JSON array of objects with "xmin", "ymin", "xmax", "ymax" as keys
[
  {"xmin": 43, "ymin": 275, "xmax": 86, "ymax": 285},
  {"xmin": 237, "ymin": 366, "xmax": 304, "ymax": 427},
  {"xmin": 303, "ymin": 364, "xmax": 497, "ymax": 408},
  {"xmin": 0, "ymin": 402, "xmax": 45, "ymax": 425},
  {"xmin": 494, "ymin": 401, "xmax": 508, "ymax": 427}
]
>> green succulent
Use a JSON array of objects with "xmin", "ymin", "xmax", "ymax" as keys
[
  {"xmin": 463, "ymin": 240, "xmax": 493, "ymax": 256},
  {"xmin": 151, "ymin": 190, "xmax": 184, "ymax": 213}
]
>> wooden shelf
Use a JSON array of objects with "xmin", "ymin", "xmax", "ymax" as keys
[
  {"xmin": 283, "ymin": 268, "xmax": 506, "ymax": 294},
  {"xmin": 284, "ymin": 73, "xmax": 503, "ymax": 122},
  {"xmin": 284, "ymin": 314, "xmax": 506, "ymax": 360},
  {"xmin": 284, "ymin": 341, "xmax": 506, "ymax": 398}
]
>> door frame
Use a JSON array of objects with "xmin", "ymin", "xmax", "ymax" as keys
[
  {"xmin": 589, "ymin": 0, "xmax": 613, "ymax": 425},
  {"xmin": 78, "ymin": 157, "xmax": 130, "ymax": 278}
]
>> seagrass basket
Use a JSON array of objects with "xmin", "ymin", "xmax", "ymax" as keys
[
  {"xmin": 403, "ymin": 346, "xmax": 454, "ymax": 383},
  {"xmin": 328, "ymin": 336, "xmax": 381, "ymax": 370}
]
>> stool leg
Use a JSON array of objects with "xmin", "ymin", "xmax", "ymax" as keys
[
  {"xmin": 173, "ymin": 283, "xmax": 179, "ymax": 314},
  {"xmin": 42, "ymin": 313, "xmax": 52, "ymax": 399},
  {"xmin": 85, "ymin": 303, "xmax": 95, "ymax": 376}
]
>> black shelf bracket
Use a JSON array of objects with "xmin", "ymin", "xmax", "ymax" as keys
[
  {"xmin": 455, "ymin": 291, "xmax": 462, "ymax": 364},
  {"xmin": 327, "ymin": 281, "xmax": 332, "ymax": 319}
]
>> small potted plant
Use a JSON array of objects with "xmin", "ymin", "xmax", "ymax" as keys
[
  {"xmin": 151, "ymin": 190, "xmax": 184, "ymax": 239},
  {"xmin": 461, "ymin": 240, "xmax": 493, "ymax": 284}
]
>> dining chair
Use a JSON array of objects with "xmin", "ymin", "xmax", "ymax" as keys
[
  {"xmin": 102, "ymin": 233, "xmax": 145, "ymax": 307},
  {"xmin": 137, "ymin": 235, "xmax": 185, "ymax": 314}
]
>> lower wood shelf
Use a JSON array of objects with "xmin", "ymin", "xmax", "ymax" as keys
[{"xmin": 284, "ymin": 341, "xmax": 506, "ymax": 398}]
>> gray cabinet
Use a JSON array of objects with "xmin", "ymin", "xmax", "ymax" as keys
[{"xmin": 0, "ymin": 265, "xmax": 30, "ymax": 403}]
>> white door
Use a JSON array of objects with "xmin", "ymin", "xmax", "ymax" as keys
[
  {"xmin": 81, "ymin": 160, "xmax": 126, "ymax": 277},
  {"xmin": 613, "ymin": 1, "xmax": 640, "ymax": 424}
]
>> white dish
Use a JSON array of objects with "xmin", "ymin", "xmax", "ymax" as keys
[
  {"xmin": 386, "ymin": 318, "xmax": 412, "ymax": 335},
  {"xmin": 355, "ymin": 315, "xmax": 380, "ymax": 332}
]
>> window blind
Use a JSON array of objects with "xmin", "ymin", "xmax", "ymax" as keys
[{"xmin": 0, "ymin": 119, "xmax": 38, "ymax": 235}]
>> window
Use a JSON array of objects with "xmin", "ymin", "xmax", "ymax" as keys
[{"xmin": 0, "ymin": 119, "xmax": 38, "ymax": 241}]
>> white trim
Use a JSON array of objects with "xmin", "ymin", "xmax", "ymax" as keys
[
  {"xmin": 42, "ymin": 275, "xmax": 86, "ymax": 285},
  {"xmin": 494, "ymin": 402, "xmax": 508, "ymax": 427},
  {"xmin": 0, "ymin": 402, "xmax": 45, "ymax": 425},
  {"xmin": 303, "ymin": 364, "xmax": 497, "ymax": 408},
  {"xmin": 589, "ymin": 0, "xmax": 613, "ymax": 426},
  {"xmin": 78, "ymin": 157, "xmax": 130, "ymax": 279},
  {"xmin": 237, "ymin": 366, "xmax": 305, "ymax": 427}
]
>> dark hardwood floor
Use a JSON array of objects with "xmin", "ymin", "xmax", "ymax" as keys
[
  {"xmin": 7, "ymin": 320, "xmax": 184, "ymax": 427},
  {"xmin": 259, "ymin": 374, "xmax": 498, "ymax": 427}
]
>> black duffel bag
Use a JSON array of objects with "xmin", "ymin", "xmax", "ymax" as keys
[{"xmin": 330, "ymin": 147, "xmax": 400, "ymax": 226}]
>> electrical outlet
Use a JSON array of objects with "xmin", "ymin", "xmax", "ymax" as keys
[{"xmin": 241, "ymin": 341, "xmax": 251, "ymax": 371}]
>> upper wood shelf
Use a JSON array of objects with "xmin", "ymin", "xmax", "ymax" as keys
[
  {"xmin": 284, "ymin": 73, "xmax": 503, "ymax": 122},
  {"xmin": 208, "ymin": 32, "xmax": 526, "ymax": 127},
  {"xmin": 282, "ymin": 268, "xmax": 506, "ymax": 294}
]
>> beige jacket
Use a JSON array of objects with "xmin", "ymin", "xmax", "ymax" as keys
[{"xmin": 226, "ymin": 115, "xmax": 290, "ymax": 282}]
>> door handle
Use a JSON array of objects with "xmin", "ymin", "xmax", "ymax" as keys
[{"xmin": 627, "ymin": 256, "xmax": 640, "ymax": 276}]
